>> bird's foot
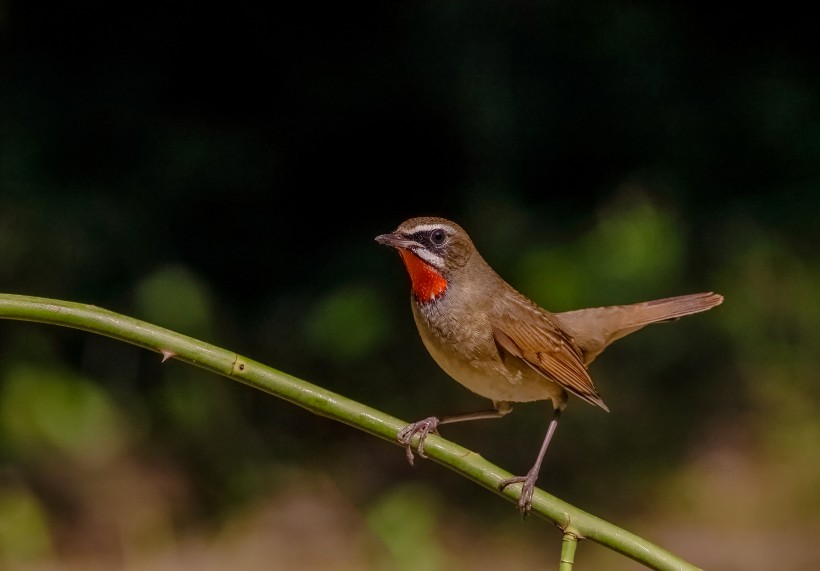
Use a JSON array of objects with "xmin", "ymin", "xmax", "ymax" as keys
[
  {"xmin": 397, "ymin": 417, "xmax": 440, "ymax": 465},
  {"xmin": 499, "ymin": 467, "xmax": 540, "ymax": 517}
]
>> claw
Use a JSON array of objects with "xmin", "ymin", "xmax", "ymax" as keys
[
  {"xmin": 499, "ymin": 468, "xmax": 539, "ymax": 516},
  {"xmin": 397, "ymin": 416, "xmax": 440, "ymax": 465}
]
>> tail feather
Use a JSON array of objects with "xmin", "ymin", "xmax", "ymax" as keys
[
  {"xmin": 554, "ymin": 292, "xmax": 723, "ymax": 364},
  {"xmin": 618, "ymin": 292, "xmax": 724, "ymax": 327}
]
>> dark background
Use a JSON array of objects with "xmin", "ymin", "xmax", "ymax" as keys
[{"xmin": 2, "ymin": 2, "xmax": 819, "ymax": 569}]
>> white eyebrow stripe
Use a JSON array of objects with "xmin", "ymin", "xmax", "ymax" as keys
[{"xmin": 407, "ymin": 223, "xmax": 456, "ymax": 235}]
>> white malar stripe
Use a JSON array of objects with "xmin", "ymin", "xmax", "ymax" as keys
[{"xmin": 413, "ymin": 247, "xmax": 445, "ymax": 270}]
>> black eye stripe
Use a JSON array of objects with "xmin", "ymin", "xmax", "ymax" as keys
[{"xmin": 408, "ymin": 227, "xmax": 448, "ymax": 247}]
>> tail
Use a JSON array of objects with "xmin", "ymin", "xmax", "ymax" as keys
[{"xmin": 554, "ymin": 292, "xmax": 723, "ymax": 364}]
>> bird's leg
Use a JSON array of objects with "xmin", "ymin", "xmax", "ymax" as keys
[
  {"xmin": 398, "ymin": 401, "xmax": 513, "ymax": 465},
  {"xmin": 499, "ymin": 407, "xmax": 563, "ymax": 515}
]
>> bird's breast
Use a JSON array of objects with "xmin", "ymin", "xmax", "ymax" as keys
[{"xmin": 410, "ymin": 296, "xmax": 565, "ymax": 404}]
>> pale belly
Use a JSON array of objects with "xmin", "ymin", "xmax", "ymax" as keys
[{"xmin": 415, "ymin": 316, "xmax": 566, "ymax": 405}]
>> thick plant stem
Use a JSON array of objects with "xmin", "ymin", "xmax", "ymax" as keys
[
  {"xmin": 0, "ymin": 294, "xmax": 702, "ymax": 571},
  {"xmin": 559, "ymin": 532, "xmax": 578, "ymax": 571}
]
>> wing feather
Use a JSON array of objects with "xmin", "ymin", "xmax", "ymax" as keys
[{"xmin": 492, "ymin": 316, "xmax": 609, "ymax": 411}]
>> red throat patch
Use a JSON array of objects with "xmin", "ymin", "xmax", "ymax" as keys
[{"xmin": 398, "ymin": 249, "xmax": 448, "ymax": 302}]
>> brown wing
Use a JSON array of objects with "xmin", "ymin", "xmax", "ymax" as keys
[{"xmin": 491, "ymin": 315, "xmax": 609, "ymax": 411}]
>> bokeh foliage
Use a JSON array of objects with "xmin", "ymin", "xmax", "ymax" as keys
[{"xmin": 2, "ymin": 2, "xmax": 819, "ymax": 569}]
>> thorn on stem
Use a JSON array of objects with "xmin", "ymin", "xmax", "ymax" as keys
[{"xmin": 160, "ymin": 349, "xmax": 176, "ymax": 363}]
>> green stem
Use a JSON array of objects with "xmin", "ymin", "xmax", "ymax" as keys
[
  {"xmin": 559, "ymin": 532, "xmax": 578, "ymax": 571},
  {"xmin": 0, "ymin": 294, "xmax": 702, "ymax": 571}
]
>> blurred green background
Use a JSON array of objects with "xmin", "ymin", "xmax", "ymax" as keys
[{"xmin": 1, "ymin": 2, "xmax": 819, "ymax": 569}]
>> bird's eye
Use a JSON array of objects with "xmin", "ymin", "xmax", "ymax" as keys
[{"xmin": 430, "ymin": 229, "xmax": 446, "ymax": 245}]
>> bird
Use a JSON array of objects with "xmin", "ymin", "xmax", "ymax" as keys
[{"xmin": 375, "ymin": 216, "xmax": 723, "ymax": 514}]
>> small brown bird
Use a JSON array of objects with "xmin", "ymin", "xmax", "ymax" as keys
[{"xmin": 376, "ymin": 216, "xmax": 723, "ymax": 514}]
